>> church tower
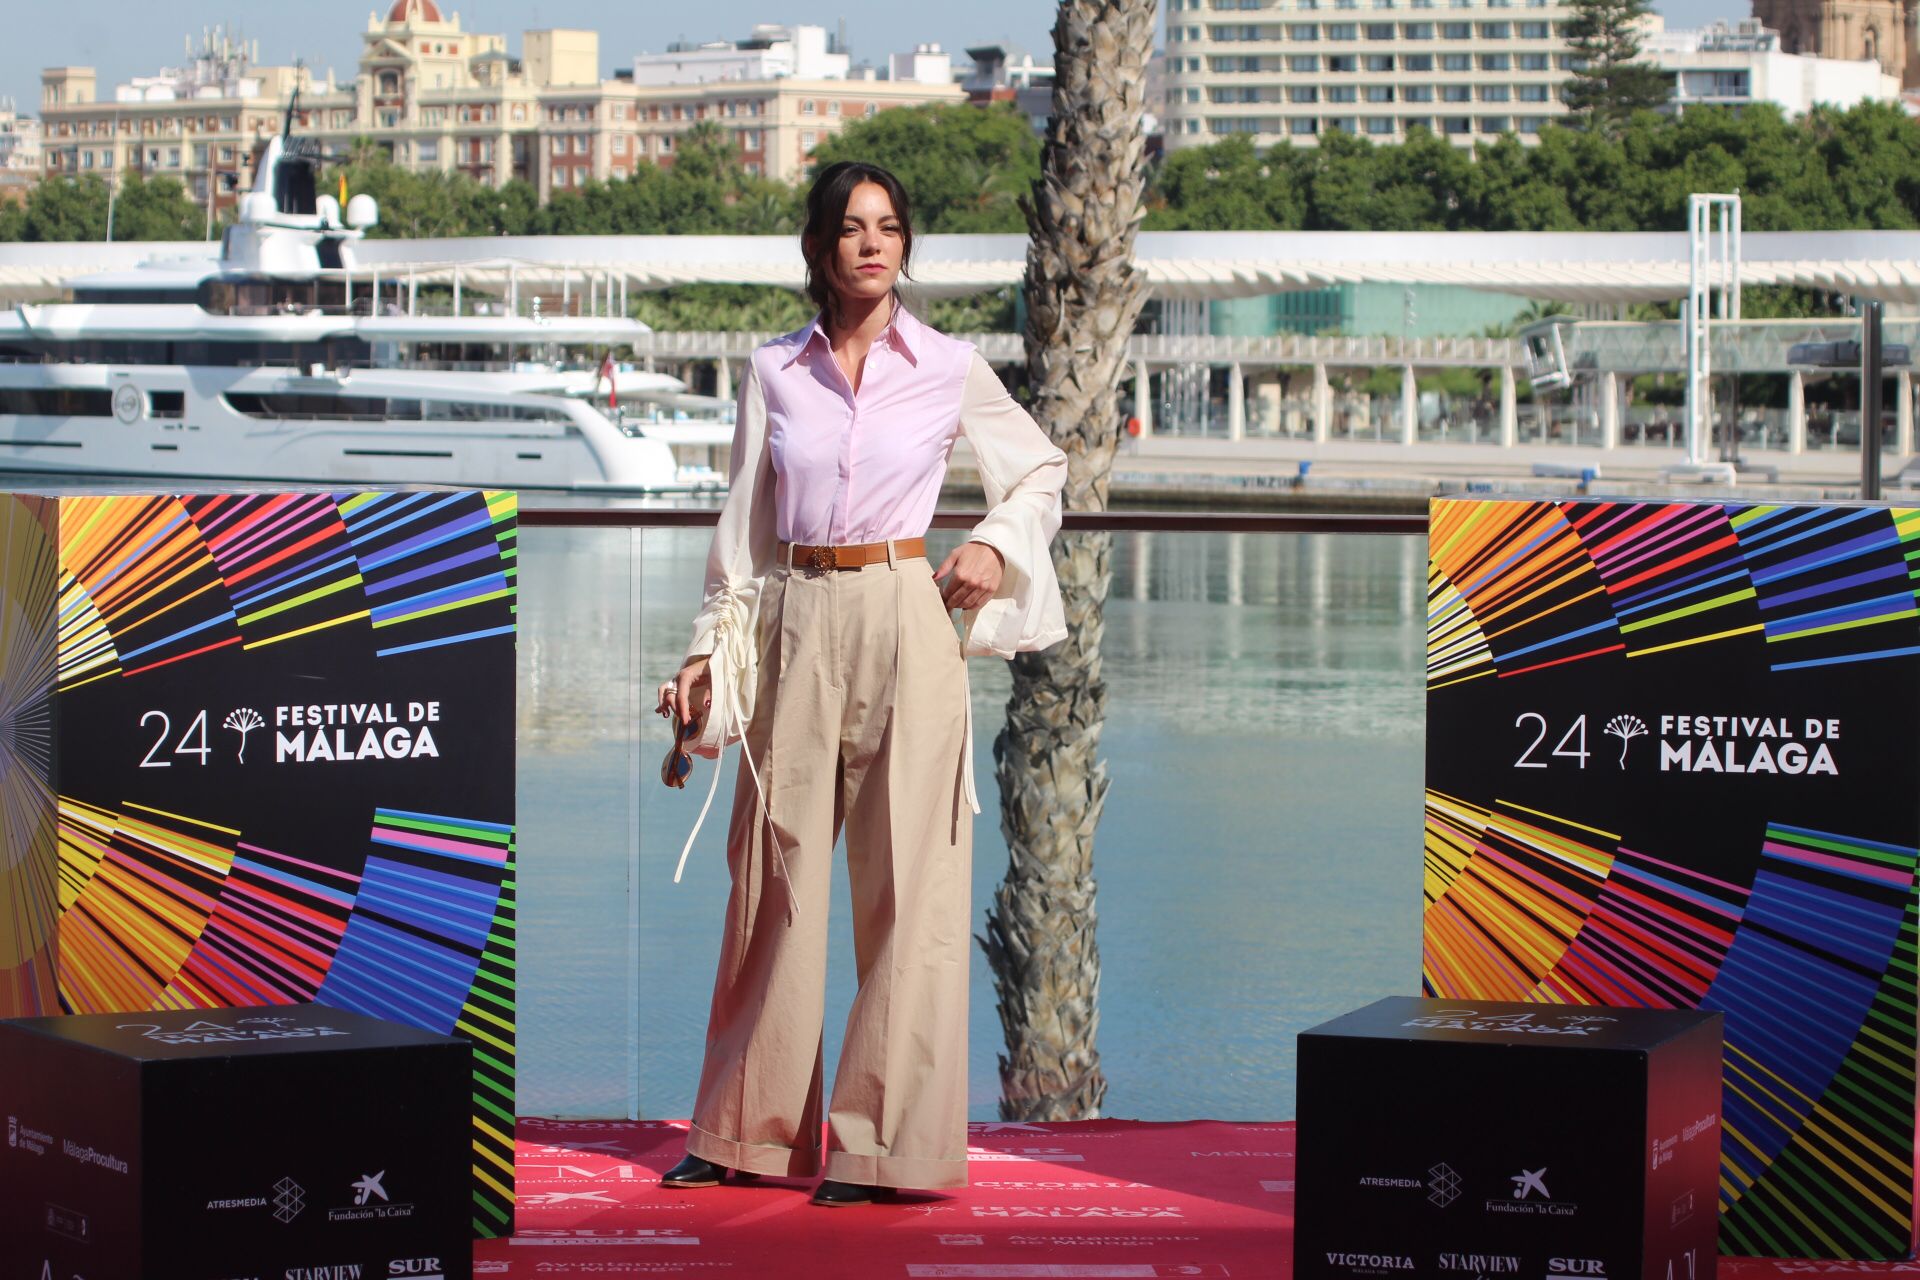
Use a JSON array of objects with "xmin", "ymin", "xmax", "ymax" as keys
[{"xmin": 1750, "ymin": 0, "xmax": 1917, "ymax": 87}]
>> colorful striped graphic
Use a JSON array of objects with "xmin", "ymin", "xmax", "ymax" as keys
[
  {"xmin": 0, "ymin": 490, "xmax": 520, "ymax": 1236},
  {"xmin": 0, "ymin": 496, "xmax": 59, "ymax": 1014},
  {"xmin": 1427, "ymin": 496, "xmax": 1920, "ymax": 1259}
]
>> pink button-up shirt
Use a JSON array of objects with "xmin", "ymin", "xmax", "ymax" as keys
[{"xmin": 765, "ymin": 304, "xmax": 974, "ymax": 546}]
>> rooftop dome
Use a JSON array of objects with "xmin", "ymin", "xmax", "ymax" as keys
[{"xmin": 387, "ymin": 0, "xmax": 442, "ymax": 22}]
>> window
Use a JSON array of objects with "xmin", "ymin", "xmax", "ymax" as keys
[
  {"xmin": 1324, "ymin": 54, "xmax": 1355, "ymax": 69},
  {"xmin": 1403, "ymin": 115, "xmax": 1432, "ymax": 131},
  {"xmin": 1480, "ymin": 115, "xmax": 1509, "ymax": 132},
  {"xmin": 613, "ymin": 134, "xmax": 628, "ymax": 154},
  {"xmin": 512, "ymin": 104, "xmax": 526, "ymax": 121},
  {"xmin": 1404, "ymin": 53, "xmax": 1434, "ymax": 69},
  {"xmin": 1365, "ymin": 54, "xmax": 1394, "ymax": 69},
  {"xmin": 551, "ymin": 136, "xmax": 566, "ymax": 155},
  {"xmin": 1518, "ymin": 84, "xmax": 1549, "ymax": 101},
  {"xmin": 424, "ymin": 107, "xmax": 445, "ymax": 125},
  {"xmin": 1519, "ymin": 21, "xmax": 1549, "ymax": 36},
  {"xmin": 1328, "ymin": 85, "xmax": 1357, "ymax": 101},
  {"xmin": 1481, "ymin": 53, "xmax": 1510, "ymax": 69},
  {"xmin": 800, "ymin": 130, "xmax": 817, "ymax": 149},
  {"xmin": 1327, "ymin": 116, "xmax": 1357, "ymax": 133},
  {"xmin": 1517, "ymin": 116, "xmax": 1546, "ymax": 132},
  {"xmin": 1289, "ymin": 23, "xmax": 1319, "ymax": 38},
  {"xmin": 1326, "ymin": 23, "xmax": 1358, "ymax": 38},
  {"xmin": 1366, "ymin": 85, "xmax": 1395, "ymax": 101},
  {"xmin": 1558, "ymin": 53, "xmax": 1586, "ymax": 69},
  {"xmin": 1442, "ymin": 84, "xmax": 1472, "ymax": 101},
  {"xmin": 1402, "ymin": 22, "xmax": 1433, "ymax": 36},
  {"xmin": 1441, "ymin": 53, "xmax": 1472, "ymax": 69},
  {"xmin": 1365, "ymin": 117, "xmax": 1395, "ymax": 134},
  {"xmin": 1289, "ymin": 85, "xmax": 1320, "ymax": 102},
  {"xmin": 1365, "ymin": 22, "xmax": 1394, "ymax": 37},
  {"xmin": 742, "ymin": 129, "xmax": 761, "ymax": 148},
  {"xmin": 801, "ymin": 99, "xmax": 817, "ymax": 115},
  {"xmin": 553, "ymin": 168, "xmax": 567, "ymax": 187},
  {"xmin": 1518, "ymin": 52, "xmax": 1549, "ymax": 69},
  {"xmin": 1441, "ymin": 22, "xmax": 1471, "ymax": 37},
  {"xmin": 659, "ymin": 135, "xmax": 673, "ymax": 152},
  {"xmin": 1480, "ymin": 84, "xmax": 1509, "ymax": 100},
  {"xmin": 576, "ymin": 133, "xmax": 591, "ymax": 154},
  {"xmin": 862, "ymin": 103, "xmax": 876, "ymax": 117},
  {"xmin": 1288, "ymin": 116, "xmax": 1318, "ymax": 133},
  {"xmin": 1441, "ymin": 115, "xmax": 1471, "ymax": 133},
  {"xmin": 1403, "ymin": 84, "xmax": 1433, "ymax": 100},
  {"xmin": 0, "ymin": 389, "xmax": 112, "ymax": 416},
  {"xmin": 417, "ymin": 139, "xmax": 438, "ymax": 161},
  {"xmin": 1288, "ymin": 54, "xmax": 1320, "ymax": 69},
  {"xmin": 1480, "ymin": 22, "xmax": 1511, "ymax": 36}
]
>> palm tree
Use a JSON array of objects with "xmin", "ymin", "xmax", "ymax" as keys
[{"xmin": 980, "ymin": 0, "xmax": 1157, "ymax": 1122}]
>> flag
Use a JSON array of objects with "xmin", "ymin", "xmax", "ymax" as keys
[
  {"xmin": 598, "ymin": 351, "xmax": 618, "ymax": 411},
  {"xmin": 339, "ymin": 174, "xmax": 348, "ymax": 207}
]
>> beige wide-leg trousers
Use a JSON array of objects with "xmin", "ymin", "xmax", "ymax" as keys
[{"xmin": 685, "ymin": 546, "xmax": 974, "ymax": 1190}]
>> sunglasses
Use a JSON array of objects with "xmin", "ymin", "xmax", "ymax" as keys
[{"xmin": 660, "ymin": 716, "xmax": 699, "ymax": 789}]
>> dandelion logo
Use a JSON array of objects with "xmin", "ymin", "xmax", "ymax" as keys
[
  {"xmin": 1605, "ymin": 714, "xmax": 1647, "ymax": 768},
  {"xmin": 223, "ymin": 708, "xmax": 265, "ymax": 762}
]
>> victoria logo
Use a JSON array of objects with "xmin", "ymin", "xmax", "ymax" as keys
[{"xmin": 1604, "ymin": 714, "xmax": 1646, "ymax": 767}]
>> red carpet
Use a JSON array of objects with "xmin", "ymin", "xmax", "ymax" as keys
[{"xmin": 479, "ymin": 1119, "xmax": 1916, "ymax": 1278}]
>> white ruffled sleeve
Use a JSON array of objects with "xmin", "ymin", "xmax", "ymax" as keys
[
  {"xmin": 956, "ymin": 349, "xmax": 1069, "ymax": 658},
  {"xmin": 682, "ymin": 356, "xmax": 777, "ymax": 757}
]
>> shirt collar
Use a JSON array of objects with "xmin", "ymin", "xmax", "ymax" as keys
[{"xmin": 784, "ymin": 298, "xmax": 921, "ymax": 368}]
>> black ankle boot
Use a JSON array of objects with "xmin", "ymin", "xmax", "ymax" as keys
[
  {"xmin": 810, "ymin": 1179, "xmax": 881, "ymax": 1206},
  {"xmin": 661, "ymin": 1152, "xmax": 729, "ymax": 1188}
]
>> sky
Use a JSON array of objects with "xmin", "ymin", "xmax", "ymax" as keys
[{"xmin": 2, "ymin": 0, "xmax": 1749, "ymax": 119}]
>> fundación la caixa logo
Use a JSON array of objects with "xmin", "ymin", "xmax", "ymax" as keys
[{"xmin": 1512, "ymin": 711, "xmax": 1842, "ymax": 776}]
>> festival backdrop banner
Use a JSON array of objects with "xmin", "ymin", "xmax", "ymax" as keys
[
  {"xmin": 0, "ymin": 489, "xmax": 518, "ymax": 1237},
  {"xmin": 1425, "ymin": 496, "xmax": 1920, "ymax": 1260}
]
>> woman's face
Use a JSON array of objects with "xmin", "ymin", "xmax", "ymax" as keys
[{"xmin": 827, "ymin": 181, "xmax": 905, "ymax": 308}]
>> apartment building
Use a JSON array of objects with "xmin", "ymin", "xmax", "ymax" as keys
[
  {"xmin": 1648, "ymin": 18, "xmax": 1900, "ymax": 114},
  {"xmin": 1162, "ymin": 0, "xmax": 1580, "ymax": 147},
  {"xmin": 0, "ymin": 98, "xmax": 43, "ymax": 205},
  {"xmin": 36, "ymin": 2, "xmax": 962, "ymax": 220}
]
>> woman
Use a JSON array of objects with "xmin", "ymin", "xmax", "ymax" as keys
[{"xmin": 653, "ymin": 160, "xmax": 1068, "ymax": 1207}]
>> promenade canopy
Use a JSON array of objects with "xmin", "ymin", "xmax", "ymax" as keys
[{"xmin": 3, "ymin": 230, "xmax": 1919, "ymax": 305}]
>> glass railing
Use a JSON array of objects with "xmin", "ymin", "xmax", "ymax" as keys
[{"xmin": 514, "ymin": 508, "xmax": 1428, "ymax": 1123}]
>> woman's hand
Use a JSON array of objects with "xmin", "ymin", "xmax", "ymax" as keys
[
  {"xmin": 935, "ymin": 541, "xmax": 1004, "ymax": 612},
  {"xmin": 657, "ymin": 656, "xmax": 712, "ymax": 728}
]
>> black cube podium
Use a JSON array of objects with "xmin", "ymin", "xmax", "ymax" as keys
[
  {"xmin": 1296, "ymin": 996, "xmax": 1723, "ymax": 1280},
  {"xmin": 0, "ymin": 1003, "xmax": 472, "ymax": 1280}
]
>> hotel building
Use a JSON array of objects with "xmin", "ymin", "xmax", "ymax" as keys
[{"xmin": 1162, "ymin": 0, "xmax": 1581, "ymax": 147}]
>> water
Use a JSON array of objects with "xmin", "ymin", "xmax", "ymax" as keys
[{"xmin": 515, "ymin": 526, "xmax": 1428, "ymax": 1123}]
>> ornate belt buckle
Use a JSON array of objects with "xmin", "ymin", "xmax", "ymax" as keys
[{"xmin": 805, "ymin": 544, "xmax": 837, "ymax": 578}]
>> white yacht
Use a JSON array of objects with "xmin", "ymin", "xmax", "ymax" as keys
[{"xmin": 0, "ymin": 123, "xmax": 728, "ymax": 492}]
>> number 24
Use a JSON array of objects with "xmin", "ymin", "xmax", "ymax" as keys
[
  {"xmin": 1514, "ymin": 712, "xmax": 1590, "ymax": 769},
  {"xmin": 139, "ymin": 710, "xmax": 210, "ymax": 767}
]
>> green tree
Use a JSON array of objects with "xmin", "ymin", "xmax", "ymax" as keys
[
  {"xmin": 628, "ymin": 283, "xmax": 811, "ymax": 330},
  {"xmin": 0, "ymin": 199, "xmax": 23, "ymax": 242},
  {"xmin": 18, "ymin": 175, "xmax": 111, "ymax": 241},
  {"xmin": 810, "ymin": 103, "xmax": 1042, "ymax": 233},
  {"xmin": 1142, "ymin": 135, "xmax": 1305, "ymax": 230},
  {"xmin": 107, "ymin": 171, "xmax": 204, "ymax": 240},
  {"xmin": 1561, "ymin": 0, "xmax": 1671, "ymax": 134}
]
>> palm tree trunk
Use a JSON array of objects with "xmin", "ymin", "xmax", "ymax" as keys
[{"xmin": 980, "ymin": 0, "xmax": 1157, "ymax": 1122}]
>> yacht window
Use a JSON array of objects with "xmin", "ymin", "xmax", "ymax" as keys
[
  {"xmin": 149, "ymin": 391, "xmax": 185, "ymax": 419},
  {"xmin": 224, "ymin": 394, "xmax": 572, "ymax": 423},
  {"xmin": 0, "ymin": 389, "xmax": 114, "ymax": 416}
]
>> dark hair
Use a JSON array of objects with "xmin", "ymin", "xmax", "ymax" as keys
[{"xmin": 801, "ymin": 161, "xmax": 914, "ymax": 323}]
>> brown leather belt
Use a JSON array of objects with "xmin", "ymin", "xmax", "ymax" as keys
[{"xmin": 779, "ymin": 537, "xmax": 926, "ymax": 572}]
